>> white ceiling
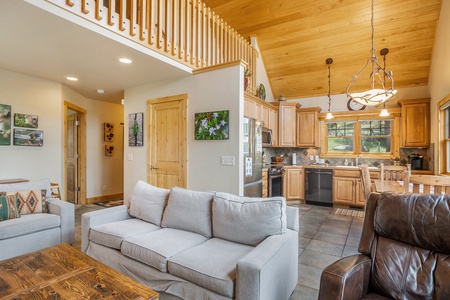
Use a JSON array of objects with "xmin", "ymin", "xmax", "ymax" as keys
[{"xmin": 0, "ymin": 0, "xmax": 192, "ymax": 103}]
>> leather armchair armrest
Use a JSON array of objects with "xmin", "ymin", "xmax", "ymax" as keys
[{"xmin": 318, "ymin": 254, "xmax": 371, "ymax": 300}]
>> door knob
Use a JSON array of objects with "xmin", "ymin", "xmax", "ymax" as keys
[{"xmin": 150, "ymin": 165, "xmax": 158, "ymax": 170}]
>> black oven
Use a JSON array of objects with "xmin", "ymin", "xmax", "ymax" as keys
[{"xmin": 268, "ymin": 166, "xmax": 285, "ymax": 197}]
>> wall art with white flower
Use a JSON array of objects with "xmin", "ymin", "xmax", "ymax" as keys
[{"xmin": 194, "ymin": 110, "xmax": 229, "ymax": 140}]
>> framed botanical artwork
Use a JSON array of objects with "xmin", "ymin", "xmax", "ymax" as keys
[
  {"xmin": 0, "ymin": 104, "xmax": 11, "ymax": 145},
  {"xmin": 104, "ymin": 122, "xmax": 114, "ymax": 132},
  {"xmin": 105, "ymin": 145, "xmax": 114, "ymax": 156},
  {"xmin": 13, "ymin": 128, "xmax": 44, "ymax": 147},
  {"xmin": 128, "ymin": 112, "xmax": 143, "ymax": 147},
  {"xmin": 104, "ymin": 132, "xmax": 114, "ymax": 142},
  {"xmin": 14, "ymin": 113, "xmax": 38, "ymax": 128},
  {"xmin": 194, "ymin": 110, "xmax": 229, "ymax": 140}
]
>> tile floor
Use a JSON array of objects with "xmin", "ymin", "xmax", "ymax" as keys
[{"xmin": 75, "ymin": 202, "xmax": 364, "ymax": 300}]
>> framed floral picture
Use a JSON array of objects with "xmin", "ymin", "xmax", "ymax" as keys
[
  {"xmin": 194, "ymin": 110, "xmax": 229, "ymax": 140},
  {"xmin": 0, "ymin": 104, "xmax": 11, "ymax": 145}
]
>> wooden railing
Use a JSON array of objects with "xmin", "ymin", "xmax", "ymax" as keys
[{"xmin": 46, "ymin": 0, "xmax": 258, "ymax": 93}]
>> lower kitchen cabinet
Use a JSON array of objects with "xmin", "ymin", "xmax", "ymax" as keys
[
  {"xmin": 333, "ymin": 169, "xmax": 379, "ymax": 207},
  {"xmin": 285, "ymin": 167, "xmax": 304, "ymax": 200}
]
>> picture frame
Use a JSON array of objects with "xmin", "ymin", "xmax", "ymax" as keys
[
  {"xmin": 0, "ymin": 104, "xmax": 11, "ymax": 145},
  {"xmin": 194, "ymin": 110, "xmax": 229, "ymax": 140},
  {"xmin": 105, "ymin": 145, "xmax": 114, "ymax": 156},
  {"xmin": 104, "ymin": 122, "xmax": 114, "ymax": 132},
  {"xmin": 104, "ymin": 132, "xmax": 115, "ymax": 142},
  {"xmin": 14, "ymin": 113, "xmax": 38, "ymax": 128},
  {"xmin": 13, "ymin": 128, "xmax": 44, "ymax": 147},
  {"xmin": 128, "ymin": 112, "xmax": 143, "ymax": 147}
]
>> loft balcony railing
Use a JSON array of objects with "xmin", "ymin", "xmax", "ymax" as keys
[{"xmin": 46, "ymin": 0, "xmax": 258, "ymax": 94}]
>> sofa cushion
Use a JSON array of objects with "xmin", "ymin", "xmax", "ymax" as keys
[
  {"xmin": 89, "ymin": 218, "xmax": 161, "ymax": 249},
  {"xmin": 121, "ymin": 228, "xmax": 208, "ymax": 273},
  {"xmin": 0, "ymin": 213, "xmax": 60, "ymax": 240},
  {"xmin": 0, "ymin": 178, "xmax": 51, "ymax": 198},
  {"xmin": 212, "ymin": 192, "xmax": 286, "ymax": 246},
  {"xmin": 161, "ymin": 187, "xmax": 215, "ymax": 238},
  {"xmin": 7, "ymin": 189, "xmax": 47, "ymax": 214},
  {"xmin": 0, "ymin": 194, "xmax": 20, "ymax": 221},
  {"xmin": 168, "ymin": 238, "xmax": 254, "ymax": 298},
  {"xmin": 129, "ymin": 181, "xmax": 170, "ymax": 226}
]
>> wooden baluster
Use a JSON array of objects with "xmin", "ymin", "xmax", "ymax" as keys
[
  {"xmin": 107, "ymin": 0, "xmax": 115, "ymax": 26},
  {"xmin": 129, "ymin": 0, "xmax": 137, "ymax": 36},
  {"xmin": 81, "ymin": 0, "xmax": 89, "ymax": 14},
  {"xmin": 66, "ymin": 0, "xmax": 75, "ymax": 7},
  {"xmin": 190, "ymin": 0, "xmax": 197, "ymax": 66},
  {"xmin": 156, "ymin": 0, "xmax": 163, "ymax": 49},
  {"xmin": 95, "ymin": 0, "xmax": 103, "ymax": 20},
  {"xmin": 435, "ymin": 185, "xmax": 442, "ymax": 194},
  {"xmin": 211, "ymin": 12, "xmax": 216, "ymax": 65},
  {"xmin": 223, "ymin": 22, "xmax": 228, "ymax": 63},
  {"xmin": 138, "ymin": 0, "xmax": 147, "ymax": 41},
  {"xmin": 164, "ymin": 0, "xmax": 170, "ymax": 53},
  {"xmin": 119, "ymin": 0, "xmax": 126, "ymax": 31},
  {"xmin": 178, "ymin": 0, "xmax": 185, "ymax": 59},
  {"xmin": 197, "ymin": 1, "xmax": 203, "ymax": 67},
  {"xmin": 185, "ymin": 0, "xmax": 191, "ymax": 63},
  {"xmin": 149, "ymin": 0, "xmax": 155, "ymax": 45},
  {"xmin": 171, "ymin": 0, "xmax": 178, "ymax": 56},
  {"xmin": 201, "ymin": 4, "xmax": 207, "ymax": 67},
  {"xmin": 205, "ymin": 7, "xmax": 211, "ymax": 66}
]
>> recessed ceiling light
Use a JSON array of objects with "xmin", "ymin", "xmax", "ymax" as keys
[
  {"xmin": 119, "ymin": 58, "xmax": 132, "ymax": 64},
  {"xmin": 66, "ymin": 76, "xmax": 78, "ymax": 81},
  {"xmin": 97, "ymin": 89, "xmax": 105, "ymax": 94}
]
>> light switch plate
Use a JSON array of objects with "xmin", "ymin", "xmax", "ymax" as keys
[{"xmin": 221, "ymin": 156, "xmax": 235, "ymax": 166}]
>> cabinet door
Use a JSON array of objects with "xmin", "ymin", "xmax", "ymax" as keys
[
  {"xmin": 268, "ymin": 108, "xmax": 278, "ymax": 147},
  {"xmin": 355, "ymin": 180, "xmax": 366, "ymax": 206},
  {"xmin": 278, "ymin": 105, "xmax": 297, "ymax": 147},
  {"xmin": 297, "ymin": 111, "xmax": 318, "ymax": 147},
  {"xmin": 402, "ymin": 102, "xmax": 429, "ymax": 147},
  {"xmin": 244, "ymin": 98, "xmax": 255, "ymax": 119},
  {"xmin": 332, "ymin": 177, "xmax": 355, "ymax": 205},
  {"xmin": 261, "ymin": 106, "xmax": 269, "ymax": 127},
  {"xmin": 286, "ymin": 168, "xmax": 303, "ymax": 200}
]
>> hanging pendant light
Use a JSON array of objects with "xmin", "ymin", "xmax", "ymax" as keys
[
  {"xmin": 379, "ymin": 48, "xmax": 391, "ymax": 116},
  {"xmin": 325, "ymin": 58, "xmax": 334, "ymax": 120},
  {"xmin": 346, "ymin": 0, "xmax": 397, "ymax": 106}
]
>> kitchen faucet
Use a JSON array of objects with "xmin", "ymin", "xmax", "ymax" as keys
[{"xmin": 356, "ymin": 155, "xmax": 362, "ymax": 166}]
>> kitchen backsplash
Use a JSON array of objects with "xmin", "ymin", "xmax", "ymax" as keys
[{"xmin": 263, "ymin": 147, "xmax": 432, "ymax": 170}]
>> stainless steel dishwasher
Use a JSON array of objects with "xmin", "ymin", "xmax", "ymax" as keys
[{"xmin": 304, "ymin": 168, "xmax": 333, "ymax": 207}]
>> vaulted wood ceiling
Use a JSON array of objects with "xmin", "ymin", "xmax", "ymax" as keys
[{"xmin": 203, "ymin": 0, "xmax": 442, "ymax": 100}]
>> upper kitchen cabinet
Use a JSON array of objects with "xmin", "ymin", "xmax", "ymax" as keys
[
  {"xmin": 296, "ymin": 107, "xmax": 321, "ymax": 147},
  {"xmin": 274, "ymin": 102, "xmax": 301, "ymax": 147},
  {"xmin": 398, "ymin": 99, "xmax": 430, "ymax": 147},
  {"xmin": 244, "ymin": 94, "xmax": 278, "ymax": 146}
]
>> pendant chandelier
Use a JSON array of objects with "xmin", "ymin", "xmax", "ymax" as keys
[
  {"xmin": 346, "ymin": 0, "xmax": 397, "ymax": 106},
  {"xmin": 325, "ymin": 58, "xmax": 334, "ymax": 120}
]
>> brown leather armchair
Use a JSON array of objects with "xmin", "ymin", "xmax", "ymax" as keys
[{"xmin": 318, "ymin": 192, "xmax": 450, "ymax": 300}]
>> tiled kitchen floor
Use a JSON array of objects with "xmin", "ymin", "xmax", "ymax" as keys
[{"xmin": 288, "ymin": 202, "xmax": 364, "ymax": 300}]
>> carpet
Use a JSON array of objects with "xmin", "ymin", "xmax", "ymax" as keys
[
  {"xmin": 334, "ymin": 208, "xmax": 365, "ymax": 218},
  {"xmin": 95, "ymin": 199, "xmax": 124, "ymax": 207}
]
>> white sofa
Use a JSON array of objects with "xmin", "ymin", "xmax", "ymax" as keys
[
  {"xmin": 82, "ymin": 181, "xmax": 299, "ymax": 300},
  {"xmin": 0, "ymin": 178, "xmax": 75, "ymax": 261}
]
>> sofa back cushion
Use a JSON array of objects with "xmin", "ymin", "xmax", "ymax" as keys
[
  {"xmin": 161, "ymin": 187, "xmax": 214, "ymax": 238},
  {"xmin": 0, "ymin": 178, "xmax": 51, "ymax": 198},
  {"xmin": 0, "ymin": 194, "xmax": 20, "ymax": 221},
  {"xmin": 129, "ymin": 180, "xmax": 170, "ymax": 226},
  {"xmin": 212, "ymin": 192, "xmax": 286, "ymax": 246}
]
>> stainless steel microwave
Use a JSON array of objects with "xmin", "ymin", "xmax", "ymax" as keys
[{"xmin": 262, "ymin": 127, "xmax": 272, "ymax": 147}]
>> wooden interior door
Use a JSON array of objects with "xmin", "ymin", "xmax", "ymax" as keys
[
  {"xmin": 147, "ymin": 94, "xmax": 187, "ymax": 189},
  {"xmin": 66, "ymin": 112, "xmax": 78, "ymax": 203}
]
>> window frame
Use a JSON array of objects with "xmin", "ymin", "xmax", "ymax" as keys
[{"xmin": 438, "ymin": 94, "xmax": 450, "ymax": 175}]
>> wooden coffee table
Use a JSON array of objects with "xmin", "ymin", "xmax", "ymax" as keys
[{"xmin": 0, "ymin": 243, "xmax": 159, "ymax": 300}]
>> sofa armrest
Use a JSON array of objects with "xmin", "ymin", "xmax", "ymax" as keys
[
  {"xmin": 46, "ymin": 198, "xmax": 75, "ymax": 245},
  {"xmin": 236, "ymin": 229, "xmax": 298, "ymax": 300},
  {"xmin": 318, "ymin": 254, "xmax": 372, "ymax": 300},
  {"xmin": 286, "ymin": 206, "xmax": 299, "ymax": 231},
  {"xmin": 81, "ymin": 205, "xmax": 131, "ymax": 253}
]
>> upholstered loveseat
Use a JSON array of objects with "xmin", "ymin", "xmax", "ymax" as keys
[
  {"xmin": 0, "ymin": 178, "xmax": 75, "ymax": 261},
  {"xmin": 319, "ymin": 192, "xmax": 450, "ymax": 299},
  {"xmin": 82, "ymin": 181, "xmax": 299, "ymax": 300}
]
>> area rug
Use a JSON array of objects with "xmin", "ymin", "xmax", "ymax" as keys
[
  {"xmin": 95, "ymin": 199, "xmax": 124, "ymax": 207},
  {"xmin": 334, "ymin": 208, "xmax": 365, "ymax": 218}
]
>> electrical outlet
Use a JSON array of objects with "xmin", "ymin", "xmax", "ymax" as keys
[
  {"xmin": 221, "ymin": 156, "xmax": 235, "ymax": 166},
  {"xmin": 309, "ymin": 155, "xmax": 314, "ymax": 161}
]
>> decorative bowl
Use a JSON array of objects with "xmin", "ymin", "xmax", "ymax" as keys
[{"xmin": 271, "ymin": 156, "xmax": 284, "ymax": 163}]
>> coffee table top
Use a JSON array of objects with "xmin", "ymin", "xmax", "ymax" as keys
[{"xmin": 0, "ymin": 243, "xmax": 159, "ymax": 300}]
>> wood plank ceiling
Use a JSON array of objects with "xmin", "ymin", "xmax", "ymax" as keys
[{"xmin": 202, "ymin": 0, "xmax": 442, "ymax": 100}]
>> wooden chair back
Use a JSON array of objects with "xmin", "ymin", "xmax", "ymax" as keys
[
  {"xmin": 380, "ymin": 163, "xmax": 411, "ymax": 191},
  {"xmin": 409, "ymin": 175, "xmax": 450, "ymax": 194},
  {"xmin": 359, "ymin": 164, "xmax": 373, "ymax": 201}
]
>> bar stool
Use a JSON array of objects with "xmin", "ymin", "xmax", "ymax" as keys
[{"xmin": 50, "ymin": 182, "xmax": 61, "ymax": 199}]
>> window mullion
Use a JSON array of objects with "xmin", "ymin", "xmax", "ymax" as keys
[{"xmin": 355, "ymin": 121, "xmax": 361, "ymax": 154}]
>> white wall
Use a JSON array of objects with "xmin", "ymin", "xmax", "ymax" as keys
[
  {"xmin": 123, "ymin": 65, "xmax": 243, "ymax": 202},
  {"xmin": 251, "ymin": 36, "xmax": 275, "ymax": 102}
]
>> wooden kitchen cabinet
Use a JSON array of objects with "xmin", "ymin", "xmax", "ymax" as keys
[
  {"xmin": 285, "ymin": 167, "xmax": 304, "ymax": 200},
  {"xmin": 244, "ymin": 94, "xmax": 278, "ymax": 146},
  {"xmin": 268, "ymin": 108, "xmax": 278, "ymax": 147},
  {"xmin": 296, "ymin": 107, "xmax": 321, "ymax": 147},
  {"xmin": 398, "ymin": 98, "xmax": 430, "ymax": 147},
  {"xmin": 262, "ymin": 168, "xmax": 268, "ymax": 198},
  {"xmin": 275, "ymin": 102, "xmax": 301, "ymax": 147},
  {"xmin": 333, "ymin": 169, "xmax": 379, "ymax": 207}
]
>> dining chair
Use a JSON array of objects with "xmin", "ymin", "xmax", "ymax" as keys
[
  {"xmin": 380, "ymin": 163, "xmax": 411, "ymax": 192},
  {"xmin": 359, "ymin": 164, "xmax": 374, "ymax": 202},
  {"xmin": 409, "ymin": 175, "xmax": 450, "ymax": 194}
]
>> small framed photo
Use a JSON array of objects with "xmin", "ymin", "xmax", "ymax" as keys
[
  {"xmin": 104, "ymin": 132, "xmax": 115, "ymax": 142},
  {"xmin": 0, "ymin": 104, "xmax": 11, "ymax": 145},
  {"xmin": 105, "ymin": 145, "xmax": 114, "ymax": 156},
  {"xmin": 104, "ymin": 122, "xmax": 114, "ymax": 132},
  {"xmin": 128, "ymin": 112, "xmax": 143, "ymax": 147},
  {"xmin": 13, "ymin": 129, "xmax": 44, "ymax": 147},
  {"xmin": 14, "ymin": 113, "xmax": 38, "ymax": 128}
]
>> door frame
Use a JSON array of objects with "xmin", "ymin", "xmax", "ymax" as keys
[
  {"xmin": 64, "ymin": 101, "xmax": 87, "ymax": 204},
  {"xmin": 147, "ymin": 94, "xmax": 188, "ymax": 187}
]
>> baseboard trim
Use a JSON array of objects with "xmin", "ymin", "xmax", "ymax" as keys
[{"xmin": 87, "ymin": 193, "xmax": 123, "ymax": 203}]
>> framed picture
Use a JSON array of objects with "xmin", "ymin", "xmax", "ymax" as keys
[
  {"xmin": 128, "ymin": 112, "xmax": 143, "ymax": 147},
  {"xmin": 104, "ymin": 122, "xmax": 114, "ymax": 132},
  {"xmin": 104, "ymin": 132, "xmax": 115, "ymax": 142},
  {"xmin": 105, "ymin": 145, "xmax": 114, "ymax": 156},
  {"xmin": 14, "ymin": 113, "xmax": 38, "ymax": 128},
  {"xmin": 13, "ymin": 128, "xmax": 44, "ymax": 147},
  {"xmin": 194, "ymin": 110, "xmax": 229, "ymax": 140},
  {"xmin": 0, "ymin": 104, "xmax": 11, "ymax": 145}
]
